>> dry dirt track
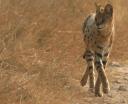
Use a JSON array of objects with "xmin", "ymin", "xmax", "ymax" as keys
[{"xmin": 0, "ymin": 0, "xmax": 128, "ymax": 104}]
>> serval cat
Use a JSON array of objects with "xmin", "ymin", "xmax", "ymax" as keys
[{"xmin": 80, "ymin": 2, "xmax": 114, "ymax": 97}]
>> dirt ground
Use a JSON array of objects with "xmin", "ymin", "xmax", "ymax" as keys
[{"xmin": 0, "ymin": 0, "xmax": 128, "ymax": 104}]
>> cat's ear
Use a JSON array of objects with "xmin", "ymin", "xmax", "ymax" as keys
[
  {"xmin": 95, "ymin": 2, "xmax": 104, "ymax": 13},
  {"xmin": 105, "ymin": 3, "xmax": 113, "ymax": 16},
  {"xmin": 95, "ymin": 2, "xmax": 100, "ymax": 9},
  {"xmin": 95, "ymin": 2, "xmax": 98, "ymax": 8}
]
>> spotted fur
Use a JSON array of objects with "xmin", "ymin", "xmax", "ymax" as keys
[{"xmin": 81, "ymin": 3, "xmax": 114, "ymax": 97}]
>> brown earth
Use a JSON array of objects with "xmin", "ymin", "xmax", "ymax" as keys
[{"xmin": 0, "ymin": 0, "xmax": 128, "ymax": 104}]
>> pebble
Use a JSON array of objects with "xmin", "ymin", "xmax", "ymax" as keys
[
  {"xmin": 123, "ymin": 77, "xmax": 128, "ymax": 81},
  {"xmin": 107, "ymin": 93, "xmax": 113, "ymax": 98},
  {"xmin": 64, "ymin": 85, "xmax": 71, "ymax": 89},
  {"xmin": 109, "ymin": 62, "xmax": 122, "ymax": 67},
  {"xmin": 114, "ymin": 80, "xmax": 122, "ymax": 84},
  {"xmin": 120, "ymin": 99, "xmax": 127, "ymax": 104},
  {"xmin": 118, "ymin": 85, "xmax": 127, "ymax": 91}
]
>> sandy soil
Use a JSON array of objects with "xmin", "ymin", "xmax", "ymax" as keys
[{"xmin": 0, "ymin": 0, "xmax": 128, "ymax": 104}]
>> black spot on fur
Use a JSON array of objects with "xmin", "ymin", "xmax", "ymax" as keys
[
  {"xmin": 104, "ymin": 53, "xmax": 109, "ymax": 57},
  {"xmin": 95, "ymin": 52, "xmax": 103, "ymax": 58},
  {"xmin": 87, "ymin": 58, "xmax": 93, "ymax": 61},
  {"xmin": 97, "ymin": 45, "xmax": 104, "ymax": 50},
  {"xmin": 88, "ymin": 66, "xmax": 93, "ymax": 69},
  {"xmin": 103, "ymin": 61, "xmax": 107, "ymax": 65}
]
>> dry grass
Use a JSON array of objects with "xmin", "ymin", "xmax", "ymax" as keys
[{"xmin": 0, "ymin": 0, "xmax": 128, "ymax": 104}]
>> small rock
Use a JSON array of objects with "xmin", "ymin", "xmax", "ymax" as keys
[
  {"xmin": 64, "ymin": 85, "xmax": 71, "ymax": 89},
  {"xmin": 107, "ymin": 93, "xmax": 113, "ymax": 98},
  {"xmin": 109, "ymin": 62, "xmax": 122, "ymax": 67},
  {"xmin": 114, "ymin": 80, "xmax": 121, "ymax": 84},
  {"xmin": 121, "ymin": 99, "xmax": 127, "ymax": 104},
  {"xmin": 123, "ymin": 77, "xmax": 128, "ymax": 81},
  {"xmin": 45, "ymin": 49, "xmax": 50, "ymax": 52},
  {"xmin": 118, "ymin": 85, "xmax": 127, "ymax": 91}
]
